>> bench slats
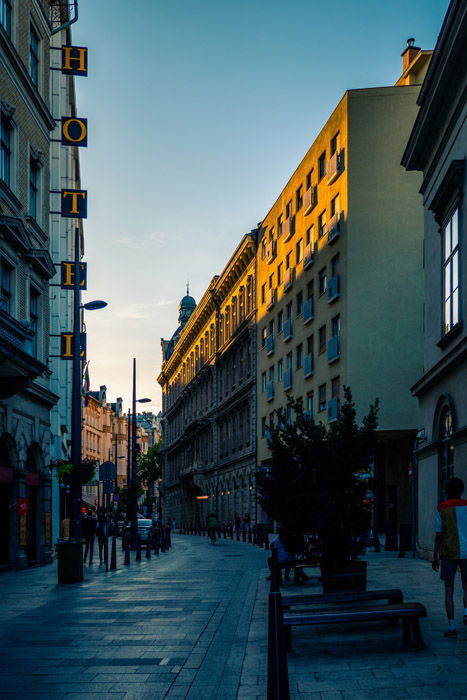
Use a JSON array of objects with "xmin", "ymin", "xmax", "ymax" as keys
[
  {"xmin": 282, "ymin": 588, "xmax": 403, "ymax": 609},
  {"xmin": 283, "ymin": 602, "xmax": 426, "ymax": 626}
]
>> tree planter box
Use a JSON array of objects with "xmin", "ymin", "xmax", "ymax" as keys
[{"xmin": 320, "ymin": 560, "xmax": 367, "ymax": 594}]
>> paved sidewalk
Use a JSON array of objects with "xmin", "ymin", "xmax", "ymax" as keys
[{"xmin": 1, "ymin": 536, "xmax": 467, "ymax": 699}]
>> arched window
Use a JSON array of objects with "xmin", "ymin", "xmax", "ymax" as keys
[{"xmin": 433, "ymin": 395, "xmax": 456, "ymax": 501}]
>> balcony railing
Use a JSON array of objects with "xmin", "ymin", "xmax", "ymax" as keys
[
  {"xmin": 265, "ymin": 333, "xmax": 275, "ymax": 355},
  {"xmin": 328, "ymin": 335, "xmax": 340, "ymax": 363},
  {"xmin": 303, "ymin": 297, "xmax": 314, "ymax": 324},
  {"xmin": 303, "ymin": 242, "xmax": 314, "ymax": 269},
  {"xmin": 304, "ymin": 353, "xmax": 314, "ymax": 377},
  {"xmin": 266, "ymin": 287, "xmax": 275, "ymax": 310},
  {"xmin": 327, "ymin": 274, "xmax": 340, "ymax": 302},
  {"xmin": 283, "ymin": 215, "xmax": 295, "ymax": 241},
  {"xmin": 283, "ymin": 368, "xmax": 293, "ymax": 390},
  {"xmin": 327, "ymin": 150, "xmax": 344, "ymax": 184},
  {"xmin": 283, "ymin": 318, "xmax": 293, "ymax": 341},
  {"xmin": 283, "ymin": 267, "xmax": 293, "ymax": 292},
  {"xmin": 327, "ymin": 397, "xmax": 340, "ymax": 422},
  {"xmin": 265, "ymin": 240, "xmax": 276, "ymax": 264},
  {"xmin": 266, "ymin": 380, "xmax": 275, "ymax": 402},
  {"xmin": 327, "ymin": 212, "xmax": 341, "ymax": 244},
  {"xmin": 303, "ymin": 185, "xmax": 318, "ymax": 215}
]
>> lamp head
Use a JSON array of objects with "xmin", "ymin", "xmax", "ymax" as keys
[{"xmin": 82, "ymin": 300, "xmax": 107, "ymax": 311}]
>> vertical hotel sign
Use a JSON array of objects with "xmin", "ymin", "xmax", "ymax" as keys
[{"xmin": 53, "ymin": 42, "xmax": 89, "ymax": 360}]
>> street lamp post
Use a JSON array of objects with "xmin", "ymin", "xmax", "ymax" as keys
[
  {"xmin": 70, "ymin": 226, "xmax": 107, "ymax": 540},
  {"xmin": 128, "ymin": 357, "xmax": 150, "ymax": 549}
]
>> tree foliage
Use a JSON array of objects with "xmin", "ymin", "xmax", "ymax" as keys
[
  {"xmin": 256, "ymin": 387, "xmax": 379, "ymax": 565},
  {"xmin": 137, "ymin": 442, "xmax": 163, "ymax": 487}
]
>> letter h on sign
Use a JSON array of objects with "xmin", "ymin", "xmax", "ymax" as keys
[
  {"xmin": 61, "ymin": 189, "xmax": 87, "ymax": 218},
  {"xmin": 61, "ymin": 46, "xmax": 88, "ymax": 76}
]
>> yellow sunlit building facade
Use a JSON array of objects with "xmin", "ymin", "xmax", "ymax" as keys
[{"xmin": 257, "ymin": 45, "xmax": 432, "ymax": 539}]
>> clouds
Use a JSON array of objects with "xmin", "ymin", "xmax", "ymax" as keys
[
  {"xmin": 114, "ymin": 299, "xmax": 174, "ymax": 321},
  {"xmin": 115, "ymin": 230, "xmax": 178, "ymax": 251}
]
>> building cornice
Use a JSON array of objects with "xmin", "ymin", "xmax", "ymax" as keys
[{"xmin": 411, "ymin": 335, "xmax": 467, "ymax": 398}]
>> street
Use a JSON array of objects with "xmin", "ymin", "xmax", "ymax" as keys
[{"xmin": 1, "ymin": 536, "xmax": 467, "ymax": 699}]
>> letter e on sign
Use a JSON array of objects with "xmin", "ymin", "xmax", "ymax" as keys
[
  {"xmin": 62, "ymin": 45, "xmax": 88, "ymax": 76},
  {"xmin": 60, "ymin": 261, "xmax": 87, "ymax": 290}
]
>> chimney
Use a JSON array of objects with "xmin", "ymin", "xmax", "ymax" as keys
[{"xmin": 401, "ymin": 38, "xmax": 421, "ymax": 72}]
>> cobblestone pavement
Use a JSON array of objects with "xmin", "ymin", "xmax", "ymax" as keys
[{"xmin": 1, "ymin": 536, "xmax": 467, "ymax": 699}]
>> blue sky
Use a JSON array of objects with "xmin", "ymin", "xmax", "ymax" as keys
[{"xmin": 74, "ymin": 0, "xmax": 449, "ymax": 413}]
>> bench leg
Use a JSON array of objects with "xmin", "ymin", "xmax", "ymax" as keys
[
  {"xmin": 284, "ymin": 625, "xmax": 292, "ymax": 652},
  {"xmin": 402, "ymin": 618, "xmax": 412, "ymax": 645},
  {"xmin": 410, "ymin": 618, "xmax": 427, "ymax": 650}
]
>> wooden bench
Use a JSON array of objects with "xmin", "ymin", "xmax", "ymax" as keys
[
  {"xmin": 282, "ymin": 588, "xmax": 403, "ymax": 609},
  {"xmin": 282, "ymin": 601, "xmax": 427, "ymax": 650}
]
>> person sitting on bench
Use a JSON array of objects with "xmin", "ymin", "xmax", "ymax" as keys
[{"xmin": 267, "ymin": 529, "xmax": 307, "ymax": 582}]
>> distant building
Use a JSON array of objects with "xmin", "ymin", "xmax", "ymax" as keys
[
  {"xmin": 256, "ymin": 43, "xmax": 432, "ymax": 542},
  {"xmin": 402, "ymin": 0, "xmax": 467, "ymax": 557},
  {"xmin": 0, "ymin": 0, "xmax": 57, "ymax": 568},
  {"xmin": 158, "ymin": 234, "xmax": 258, "ymax": 525}
]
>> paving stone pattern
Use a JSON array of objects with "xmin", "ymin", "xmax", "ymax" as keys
[{"xmin": 1, "ymin": 537, "xmax": 467, "ymax": 699}]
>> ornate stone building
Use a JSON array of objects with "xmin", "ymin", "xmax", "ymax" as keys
[{"xmin": 158, "ymin": 232, "xmax": 258, "ymax": 525}]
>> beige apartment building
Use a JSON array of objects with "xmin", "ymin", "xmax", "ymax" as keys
[
  {"xmin": 257, "ymin": 44, "xmax": 432, "ymax": 540},
  {"xmin": 158, "ymin": 234, "xmax": 257, "ymax": 526}
]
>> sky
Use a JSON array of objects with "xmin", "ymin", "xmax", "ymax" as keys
[{"xmin": 73, "ymin": 0, "xmax": 449, "ymax": 414}]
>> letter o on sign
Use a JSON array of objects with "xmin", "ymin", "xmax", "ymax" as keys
[{"xmin": 61, "ymin": 117, "xmax": 88, "ymax": 147}]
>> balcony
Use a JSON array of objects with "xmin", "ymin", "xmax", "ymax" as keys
[
  {"xmin": 265, "ymin": 240, "xmax": 276, "ymax": 265},
  {"xmin": 283, "ymin": 368, "xmax": 293, "ymax": 391},
  {"xmin": 327, "ymin": 212, "xmax": 341, "ymax": 244},
  {"xmin": 266, "ymin": 287, "xmax": 276, "ymax": 310},
  {"xmin": 303, "ymin": 297, "xmax": 314, "ymax": 324},
  {"xmin": 283, "ymin": 215, "xmax": 295, "ymax": 241},
  {"xmin": 303, "ymin": 185, "xmax": 318, "ymax": 215},
  {"xmin": 327, "ymin": 150, "xmax": 344, "ymax": 184},
  {"xmin": 304, "ymin": 353, "xmax": 314, "ymax": 378},
  {"xmin": 303, "ymin": 242, "xmax": 314, "ymax": 269},
  {"xmin": 327, "ymin": 397, "xmax": 340, "ymax": 422},
  {"xmin": 328, "ymin": 335, "xmax": 340, "ymax": 363},
  {"xmin": 0, "ymin": 309, "xmax": 47, "ymax": 398},
  {"xmin": 266, "ymin": 380, "xmax": 275, "ymax": 402},
  {"xmin": 327, "ymin": 274, "xmax": 340, "ymax": 302},
  {"xmin": 265, "ymin": 333, "xmax": 275, "ymax": 355},
  {"xmin": 283, "ymin": 318, "xmax": 293, "ymax": 341},
  {"xmin": 283, "ymin": 267, "xmax": 293, "ymax": 292}
]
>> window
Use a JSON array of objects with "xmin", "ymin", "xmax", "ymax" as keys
[
  {"xmin": 305, "ymin": 169, "xmax": 313, "ymax": 190},
  {"xmin": 295, "ymin": 238, "xmax": 303, "ymax": 265},
  {"xmin": 269, "ymin": 366, "xmax": 275, "ymax": 382},
  {"xmin": 277, "ymin": 262, "xmax": 283, "ymax": 285},
  {"xmin": 261, "ymin": 326, "xmax": 267, "ymax": 347},
  {"xmin": 318, "ymin": 211, "xmax": 326, "ymax": 239},
  {"xmin": 261, "ymin": 372, "xmax": 267, "ymax": 393},
  {"xmin": 318, "ymin": 325, "xmax": 326, "ymax": 354},
  {"xmin": 296, "ymin": 344, "xmax": 303, "ymax": 369},
  {"xmin": 318, "ymin": 384, "xmax": 326, "ymax": 412},
  {"xmin": 285, "ymin": 200, "xmax": 292, "ymax": 219},
  {"xmin": 296, "ymin": 291, "xmax": 303, "ymax": 316},
  {"xmin": 277, "ymin": 358, "xmax": 283, "ymax": 381},
  {"xmin": 331, "ymin": 314, "xmax": 340, "ymax": 338},
  {"xmin": 269, "ymin": 227, "xmax": 275, "ymax": 241},
  {"xmin": 330, "ymin": 132, "xmax": 339, "ymax": 156},
  {"xmin": 330, "ymin": 194, "xmax": 340, "ymax": 217},
  {"xmin": 442, "ymin": 208, "xmax": 460, "ymax": 335},
  {"xmin": 286, "ymin": 301, "xmax": 292, "ymax": 320},
  {"xmin": 331, "ymin": 376, "xmax": 340, "ymax": 398},
  {"xmin": 261, "ymin": 283, "xmax": 266, "ymax": 304},
  {"xmin": 0, "ymin": 0, "xmax": 12, "ymax": 36},
  {"xmin": 0, "ymin": 113, "xmax": 13, "ymax": 187},
  {"xmin": 307, "ymin": 334, "xmax": 313, "ymax": 355},
  {"xmin": 318, "ymin": 152, "xmax": 326, "ymax": 181},
  {"xmin": 277, "ymin": 310, "xmax": 283, "ymax": 333},
  {"xmin": 277, "ymin": 214, "xmax": 283, "ymax": 237},
  {"xmin": 0, "ymin": 259, "xmax": 13, "ymax": 313},
  {"xmin": 306, "ymin": 225, "xmax": 314, "ymax": 246},
  {"xmin": 268, "ymin": 272, "xmax": 274, "ymax": 289},
  {"xmin": 29, "ymin": 154, "xmax": 40, "ymax": 220},
  {"xmin": 30, "ymin": 287, "xmax": 39, "ymax": 356},
  {"xmin": 261, "ymin": 416, "xmax": 267, "ymax": 438},
  {"xmin": 318, "ymin": 268, "xmax": 327, "ymax": 296},
  {"xmin": 306, "ymin": 391, "xmax": 314, "ymax": 414},
  {"xmin": 286, "ymin": 404, "xmax": 292, "ymax": 425},
  {"xmin": 29, "ymin": 25, "xmax": 40, "ymax": 86},
  {"xmin": 331, "ymin": 254, "xmax": 340, "ymax": 276},
  {"xmin": 269, "ymin": 319, "xmax": 275, "ymax": 336},
  {"xmin": 296, "ymin": 185, "xmax": 303, "ymax": 212},
  {"xmin": 285, "ymin": 252, "xmax": 292, "ymax": 270},
  {"xmin": 261, "ymin": 240, "xmax": 267, "ymax": 259},
  {"xmin": 286, "ymin": 352, "xmax": 292, "ymax": 370},
  {"xmin": 307, "ymin": 281, "xmax": 313, "ymax": 299}
]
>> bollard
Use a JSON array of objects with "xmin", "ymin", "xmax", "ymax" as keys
[
  {"xmin": 248, "ymin": 531, "xmax": 252, "ymax": 544},
  {"xmin": 223, "ymin": 525, "xmax": 227, "ymax": 539},
  {"xmin": 242, "ymin": 531, "xmax": 246, "ymax": 542},
  {"xmin": 124, "ymin": 540, "xmax": 130, "ymax": 565},
  {"xmin": 154, "ymin": 530, "xmax": 160, "ymax": 555},
  {"xmin": 236, "ymin": 528, "xmax": 240, "ymax": 541},
  {"xmin": 110, "ymin": 535, "xmax": 117, "ymax": 570},
  {"xmin": 136, "ymin": 534, "xmax": 142, "ymax": 562},
  {"xmin": 267, "ymin": 589, "xmax": 290, "ymax": 700},
  {"xmin": 146, "ymin": 539, "xmax": 151, "ymax": 558}
]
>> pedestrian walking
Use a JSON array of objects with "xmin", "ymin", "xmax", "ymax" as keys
[
  {"xmin": 96, "ymin": 512, "xmax": 107, "ymax": 565},
  {"xmin": 207, "ymin": 513, "xmax": 218, "ymax": 544},
  {"xmin": 82, "ymin": 510, "xmax": 96, "ymax": 564},
  {"xmin": 432, "ymin": 476, "xmax": 467, "ymax": 638}
]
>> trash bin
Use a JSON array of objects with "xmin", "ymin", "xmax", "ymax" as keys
[{"xmin": 56, "ymin": 539, "xmax": 83, "ymax": 584}]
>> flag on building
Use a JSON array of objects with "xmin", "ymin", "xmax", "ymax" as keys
[{"xmin": 82, "ymin": 361, "xmax": 90, "ymax": 406}]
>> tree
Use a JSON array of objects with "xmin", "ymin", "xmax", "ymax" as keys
[
  {"xmin": 137, "ymin": 442, "xmax": 163, "ymax": 506},
  {"xmin": 256, "ymin": 387, "xmax": 379, "ymax": 565}
]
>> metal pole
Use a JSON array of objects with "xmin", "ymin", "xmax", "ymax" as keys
[
  {"xmin": 70, "ymin": 227, "xmax": 82, "ymax": 540},
  {"xmin": 126, "ymin": 408, "xmax": 131, "ymax": 487},
  {"xmin": 130, "ymin": 358, "xmax": 138, "ymax": 549}
]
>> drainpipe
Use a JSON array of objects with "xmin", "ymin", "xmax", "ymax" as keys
[{"xmin": 51, "ymin": 0, "xmax": 79, "ymax": 35}]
